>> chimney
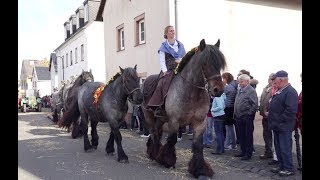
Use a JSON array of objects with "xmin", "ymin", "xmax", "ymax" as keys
[{"xmin": 64, "ymin": 21, "xmax": 70, "ymax": 40}]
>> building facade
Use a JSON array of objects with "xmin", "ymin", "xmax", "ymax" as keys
[
  {"xmin": 52, "ymin": 0, "xmax": 106, "ymax": 90},
  {"xmin": 97, "ymin": 0, "xmax": 302, "ymax": 95}
]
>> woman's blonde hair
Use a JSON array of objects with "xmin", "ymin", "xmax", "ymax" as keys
[{"xmin": 163, "ymin": 25, "xmax": 173, "ymax": 39}]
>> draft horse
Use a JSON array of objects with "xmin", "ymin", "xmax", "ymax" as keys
[
  {"xmin": 142, "ymin": 39, "xmax": 226, "ymax": 179},
  {"xmin": 59, "ymin": 66, "xmax": 143, "ymax": 163}
]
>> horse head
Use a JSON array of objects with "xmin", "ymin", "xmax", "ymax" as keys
[
  {"xmin": 119, "ymin": 65, "xmax": 143, "ymax": 105},
  {"xmin": 81, "ymin": 69, "xmax": 94, "ymax": 83},
  {"xmin": 199, "ymin": 39, "xmax": 226, "ymax": 97}
]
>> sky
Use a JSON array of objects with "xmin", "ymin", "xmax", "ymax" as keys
[{"xmin": 18, "ymin": 0, "xmax": 84, "ymax": 79}]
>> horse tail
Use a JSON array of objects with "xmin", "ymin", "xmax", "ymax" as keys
[{"xmin": 58, "ymin": 96, "xmax": 80, "ymax": 131}]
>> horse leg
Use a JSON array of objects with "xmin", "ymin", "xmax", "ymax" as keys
[
  {"xmin": 188, "ymin": 126, "xmax": 214, "ymax": 178},
  {"xmin": 90, "ymin": 119, "xmax": 99, "ymax": 149},
  {"xmin": 156, "ymin": 131, "xmax": 177, "ymax": 168},
  {"xmin": 81, "ymin": 113, "xmax": 93, "ymax": 152},
  {"xmin": 112, "ymin": 129, "xmax": 129, "ymax": 163},
  {"xmin": 147, "ymin": 118, "xmax": 164, "ymax": 160},
  {"xmin": 105, "ymin": 131, "xmax": 115, "ymax": 156},
  {"xmin": 71, "ymin": 117, "xmax": 83, "ymax": 139}
]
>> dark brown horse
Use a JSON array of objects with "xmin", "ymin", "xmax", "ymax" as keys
[{"xmin": 142, "ymin": 39, "xmax": 226, "ymax": 179}]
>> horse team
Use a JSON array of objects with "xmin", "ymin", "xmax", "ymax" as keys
[{"xmin": 54, "ymin": 39, "xmax": 226, "ymax": 179}]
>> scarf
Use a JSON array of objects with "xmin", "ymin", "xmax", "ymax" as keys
[{"xmin": 158, "ymin": 40, "xmax": 186, "ymax": 59}]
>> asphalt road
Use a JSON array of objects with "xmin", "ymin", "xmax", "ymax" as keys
[{"xmin": 18, "ymin": 111, "xmax": 302, "ymax": 180}]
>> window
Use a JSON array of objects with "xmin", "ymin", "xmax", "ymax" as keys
[
  {"xmin": 81, "ymin": 44, "xmax": 84, "ymax": 61},
  {"xmin": 66, "ymin": 53, "xmax": 69, "ymax": 67},
  {"xmin": 75, "ymin": 47, "xmax": 78, "ymax": 63},
  {"xmin": 134, "ymin": 13, "xmax": 145, "ymax": 46},
  {"xmin": 70, "ymin": 51, "xmax": 73, "ymax": 65},
  {"xmin": 116, "ymin": 24, "xmax": 125, "ymax": 51},
  {"xmin": 62, "ymin": 56, "xmax": 64, "ymax": 69}
]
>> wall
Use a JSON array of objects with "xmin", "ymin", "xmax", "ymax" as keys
[
  {"xmin": 225, "ymin": 1, "xmax": 302, "ymax": 95},
  {"xmin": 37, "ymin": 81, "xmax": 52, "ymax": 96},
  {"xmin": 85, "ymin": 21, "xmax": 106, "ymax": 82},
  {"xmin": 103, "ymin": 0, "xmax": 170, "ymax": 79}
]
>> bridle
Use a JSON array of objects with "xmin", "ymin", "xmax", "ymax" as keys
[
  {"xmin": 179, "ymin": 69, "xmax": 221, "ymax": 91},
  {"xmin": 122, "ymin": 75, "xmax": 141, "ymax": 97}
]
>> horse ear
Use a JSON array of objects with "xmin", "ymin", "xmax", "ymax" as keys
[
  {"xmin": 214, "ymin": 39, "xmax": 220, "ymax": 48},
  {"xmin": 199, "ymin": 39, "xmax": 206, "ymax": 51},
  {"xmin": 119, "ymin": 66, "xmax": 124, "ymax": 73},
  {"xmin": 90, "ymin": 69, "xmax": 92, "ymax": 73},
  {"xmin": 134, "ymin": 64, "xmax": 137, "ymax": 70},
  {"xmin": 82, "ymin": 69, "xmax": 84, "ymax": 73}
]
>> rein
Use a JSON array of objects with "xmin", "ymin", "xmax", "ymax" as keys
[{"xmin": 122, "ymin": 76, "xmax": 141, "ymax": 95}]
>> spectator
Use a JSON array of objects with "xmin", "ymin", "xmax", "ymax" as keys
[
  {"xmin": 221, "ymin": 72, "xmax": 237, "ymax": 150},
  {"xmin": 237, "ymin": 69, "xmax": 259, "ymax": 89},
  {"xmin": 269, "ymin": 70, "xmax": 298, "ymax": 177},
  {"xmin": 211, "ymin": 93, "xmax": 227, "ymax": 155},
  {"xmin": 233, "ymin": 74, "xmax": 258, "ymax": 160},
  {"xmin": 259, "ymin": 73, "xmax": 276, "ymax": 159},
  {"xmin": 203, "ymin": 95, "xmax": 214, "ymax": 148}
]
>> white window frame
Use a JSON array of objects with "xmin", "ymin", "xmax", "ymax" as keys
[
  {"xmin": 75, "ymin": 47, "xmax": 78, "ymax": 63},
  {"xmin": 120, "ymin": 29, "xmax": 125, "ymax": 50},
  {"xmin": 139, "ymin": 20, "xmax": 145, "ymax": 44}
]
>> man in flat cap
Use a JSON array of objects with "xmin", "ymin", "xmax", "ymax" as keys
[{"xmin": 268, "ymin": 70, "xmax": 298, "ymax": 177}]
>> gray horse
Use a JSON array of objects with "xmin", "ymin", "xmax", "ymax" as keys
[
  {"xmin": 142, "ymin": 39, "xmax": 226, "ymax": 179},
  {"xmin": 59, "ymin": 66, "xmax": 143, "ymax": 163}
]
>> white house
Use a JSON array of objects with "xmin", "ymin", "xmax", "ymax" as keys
[
  {"xmin": 97, "ymin": 0, "xmax": 302, "ymax": 96},
  {"xmin": 31, "ymin": 66, "xmax": 51, "ymax": 97},
  {"xmin": 52, "ymin": 0, "xmax": 106, "ymax": 91}
]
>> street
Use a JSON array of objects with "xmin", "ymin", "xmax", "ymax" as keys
[{"xmin": 18, "ymin": 111, "xmax": 302, "ymax": 180}]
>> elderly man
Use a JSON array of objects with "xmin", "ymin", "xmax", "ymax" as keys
[
  {"xmin": 259, "ymin": 73, "xmax": 277, "ymax": 160},
  {"xmin": 234, "ymin": 74, "xmax": 258, "ymax": 160},
  {"xmin": 269, "ymin": 70, "xmax": 298, "ymax": 177}
]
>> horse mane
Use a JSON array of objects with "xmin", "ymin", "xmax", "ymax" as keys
[
  {"xmin": 203, "ymin": 44, "xmax": 227, "ymax": 72},
  {"xmin": 105, "ymin": 72, "xmax": 122, "ymax": 86},
  {"xmin": 175, "ymin": 47, "xmax": 198, "ymax": 74}
]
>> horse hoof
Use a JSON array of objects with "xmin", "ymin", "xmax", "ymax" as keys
[
  {"xmin": 198, "ymin": 175, "xmax": 211, "ymax": 180},
  {"xmin": 118, "ymin": 159, "xmax": 129, "ymax": 163},
  {"xmin": 85, "ymin": 148, "xmax": 94, "ymax": 152},
  {"xmin": 106, "ymin": 152, "xmax": 114, "ymax": 156}
]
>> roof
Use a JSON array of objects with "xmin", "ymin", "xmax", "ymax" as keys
[
  {"xmin": 35, "ymin": 67, "xmax": 51, "ymax": 80},
  {"xmin": 20, "ymin": 60, "xmax": 42, "ymax": 79},
  {"xmin": 49, "ymin": 53, "xmax": 57, "ymax": 72},
  {"xmin": 96, "ymin": 0, "xmax": 106, "ymax": 21}
]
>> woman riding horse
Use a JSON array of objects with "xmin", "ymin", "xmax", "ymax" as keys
[{"xmin": 142, "ymin": 39, "xmax": 226, "ymax": 179}]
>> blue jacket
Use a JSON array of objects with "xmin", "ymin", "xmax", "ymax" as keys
[
  {"xmin": 211, "ymin": 93, "xmax": 226, "ymax": 117},
  {"xmin": 269, "ymin": 84, "xmax": 298, "ymax": 132},
  {"xmin": 224, "ymin": 80, "xmax": 238, "ymax": 107}
]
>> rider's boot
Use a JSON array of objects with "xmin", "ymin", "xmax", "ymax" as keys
[{"xmin": 154, "ymin": 105, "xmax": 166, "ymax": 117}]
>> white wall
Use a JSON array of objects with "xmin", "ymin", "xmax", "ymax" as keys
[
  {"xmin": 86, "ymin": 22, "xmax": 106, "ymax": 83},
  {"xmin": 104, "ymin": 0, "xmax": 170, "ymax": 79},
  {"xmin": 56, "ymin": 29, "xmax": 88, "ymax": 89},
  {"xmin": 37, "ymin": 81, "xmax": 52, "ymax": 96},
  {"xmin": 177, "ymin": 0, "xmax": 229, "ymax": 52},
  {"xmin": 225, "ymin": 1, "xmax": 302, "ymax": 95}
]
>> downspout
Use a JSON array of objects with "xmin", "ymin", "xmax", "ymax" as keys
[{"xmin": 174, "ymin": 0, "xmax": 178, "ymax": 39}]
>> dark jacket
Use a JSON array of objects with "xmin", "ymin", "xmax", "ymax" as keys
[
  {"xmin": 269, "ymin": 84, "xmax": 298, "ymax": 132},
  {"xmin": 224, "ymin": 80, "xmax": 238, "ymax": 108},
  {"xmin": 234, "ymin": 85, "xmax": 258, "ymax": 119},
  {"xmin": 259, "ymin": 84, "xmax": 272, "ymax": 117}
]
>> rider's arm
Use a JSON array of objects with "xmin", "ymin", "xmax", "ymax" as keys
[{"xmin": 159, "ymin": 51, "xmax": 167, "ymax": 73}]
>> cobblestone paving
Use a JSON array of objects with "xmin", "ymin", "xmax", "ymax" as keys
[{"xmin": 18, "ymin": 111, "xmax": 302, "ymax": 180}]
